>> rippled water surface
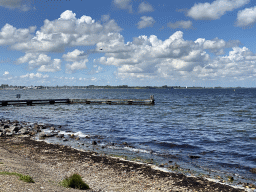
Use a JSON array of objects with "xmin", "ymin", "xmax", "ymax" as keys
[{"xmin": 0, "ymin": 88, "xmax": 256, "ymax": 183}]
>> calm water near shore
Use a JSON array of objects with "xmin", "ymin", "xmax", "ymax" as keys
[{"xmin": 0, "ymin": 88, "xmax": 256, "ymax": 184}]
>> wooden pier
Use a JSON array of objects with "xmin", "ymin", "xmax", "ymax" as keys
[{"xmin": 0, "ymin": 95, "xmax": 155, "ymax": 106}]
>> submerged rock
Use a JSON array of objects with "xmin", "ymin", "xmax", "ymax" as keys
[
  {"xmin": 250, "ymin": 168, "xmax": 256, "ymax": 174},
  {"xmin": 92, "ymin": 141, "xmax": 97, "ymax": 145}
]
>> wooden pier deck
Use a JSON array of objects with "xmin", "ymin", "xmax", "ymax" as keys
[{"xmin": 0, "ymin": 95, "xmax": 155, "ymax": 106}]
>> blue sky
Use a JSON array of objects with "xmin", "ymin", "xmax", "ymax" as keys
[{"xmin": 1, "ymin": 0, "xmax": 256, "ymax": 87}]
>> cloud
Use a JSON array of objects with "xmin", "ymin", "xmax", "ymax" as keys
[
  {"xmin": 0, "ymin": 0, "xmax": 32, "ymax": 11},
  {"xmin": 187, "ymin": 0, "xmax": 250, "ymax": 20},
  {"xmin": 20, "ymin": 72, "xmax": 49, "ymax": 79},
  {"xmin": 236, "ymin": 6, "xmax": 256, "ymax": 27},
  {"xmin": 137, "ymin": 16, "xmax": 155, "ymax": 29},
  {"xmin": 168, "ymin": 20, "xmax": 192, "ymax": 29},
  {"xmin": 94, "ymin": 30, "xmax": 254, "ymax": 83},
  {"xmin": 8, "ymin": 10, "xmax": 121, "ymax": 53},
  {"xmin": 138, "ymin": 2, "xmax": 154, "ymax": 13},
  {"xmin": 113, "ymin": 0, "xmax": 132, "ymax": 12},
  {"xmin": 0, "ymin": 24, "xmax": 36, "ymax": 45},
  {"xmin": 0, "ymin": 10, "xmax": 124, "ymax": 74},
  {"xmin": 63, "ymin": 49, "xmax": 88, "ymax": 73},
  {"xmin": 3, "ymin": 71, "xmax": 9, "ymax": 76},
  {"xmin": 17, "ymin": 53, "xmax": 61, "ymax": 72},
  {"xmin": 195, "ymin": 37, "xmax": 240, "ymax": 55}
]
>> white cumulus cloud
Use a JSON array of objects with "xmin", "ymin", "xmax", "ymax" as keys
[
  {"xmin": 137, "ymin": 16, "xmax": 155, "ymax": 29},
  {"xmin": 17, "ymin": 53, "xmax": 61, "ymax": 72},
  {"xmin": 63, "ymin": 49, "xmax": 88, "ymax": 73},
  {"xmin": 187, "ymin": 0, "xmax": 250, "ymax": 20},
  {"xmin": 0, "ymin": 24, "xmax": 36, "ymax": 45},
  {"xmin": 9, "ymin": 10, "xmax": 121, "ymax": 53},
  {"xmin": 236, "ymin": 6, "xmax": 256, "ymax": 27}
]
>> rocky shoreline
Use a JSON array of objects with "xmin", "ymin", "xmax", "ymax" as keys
[{"xmin": 0, "ymin": 119, "xmax": 254, "ymax": 191}]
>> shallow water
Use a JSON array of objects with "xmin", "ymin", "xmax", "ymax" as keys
[{"xmin": 0, "ymin": 88, "xmax": 255, "ymax": 184}]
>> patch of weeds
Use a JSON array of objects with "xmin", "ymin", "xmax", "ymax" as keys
[
  {"xmin": 60, "ymin": 173, "xmax": 89, "ymax": 190},
  {"xmin": 0, "ymin": 171, "xmax": 34, "ymax": 183},
  {"xmin": 0, "ymin": 162, "xmax": 3, "ymax": 164}
]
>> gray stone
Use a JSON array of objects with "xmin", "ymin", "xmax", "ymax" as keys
[
  {"xmin": 6, "ymin": 132, "xmax": 13, "ymax": 137},
  {"xmin": 92, "ymin": 141, "xmax": 97, "ymax": 145},
  {"xmin": 59, "ymin": 134, "xmax": 64, "ymax": 138},
  {"xmin": 19, "ymin": 128, "xmax": 30, "ymax": 135},
  {"xmin": 3, "ymin": 125, "xmax": 9, "ymax": 129},
  {"xmin": 45, "ymin": 133, "xmax": 55, "ymax": 137},
  {"xmin": 50, "ymin": 127, "xmax": 55, "ymax": 131},
  {"xmin": 39, "ymin": 132, "xmax": 46, "ymax": 138},
  {"xmin": 9, "ymin": 126, "xmax": 20, "ymax": 133}
]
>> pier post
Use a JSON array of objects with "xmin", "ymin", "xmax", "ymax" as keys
[
  {"xmin": 150, "ymin": 95, "xmax": 155, "ymax": 105},
  {"xmin": 27, "ymin": 101, "xmax": 32, "ymax": 106},
  {"xmin": 2, "ymin": 101, "xmax": 8, "ymax": 106}
]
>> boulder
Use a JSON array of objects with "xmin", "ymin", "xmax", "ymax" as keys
[
  {"xmin": 19, "ymin": 128, "xmax": 30, "ymax": 135},
  {"xmin": 9, "ymin": 126, "xmax": 20, "ymax": 133},
  {"xmin": 39, "ymin": 132, "xmax": 46, "ymax": 138},
  {"xmin": 3, "ymin": 124, "xmax": 9, "ymax": 129}
]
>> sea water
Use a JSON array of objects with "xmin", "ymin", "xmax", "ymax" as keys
[{"xmin": 0, "ymin": 88, "xmax": 255, "ymax": 185}]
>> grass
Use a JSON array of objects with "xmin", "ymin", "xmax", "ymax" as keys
[
  {"xmin": 60, "ymin": 173, "xmax": 89, "ymax": 190},
  {"xmin": 0, "ymin": 162, "xmax": 3, "ymax": 164},
  {"xmin": 0, "ymin": 171, "xmax": 34, "ymax": 183}
]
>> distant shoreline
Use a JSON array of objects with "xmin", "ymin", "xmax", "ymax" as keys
[{"xmin": 0, "ymin": 84, "xmax": 254, "ymax": 90}]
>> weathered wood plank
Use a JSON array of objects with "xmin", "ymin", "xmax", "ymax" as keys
[{"xmin": 0, "ymin": 95, "xmax": 155, "ymax": 106}]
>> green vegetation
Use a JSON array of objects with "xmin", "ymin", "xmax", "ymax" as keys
[
  {"xmin": 60, "ymin": 173, "xmax": 89, "ymax": 190},
  {"xmin": 0, "ymin": 162, "xmax": 3, "ymax": 164},
  {"xmin": 0, "ymin": 171, "xmax": 34, "ymax": 183}
]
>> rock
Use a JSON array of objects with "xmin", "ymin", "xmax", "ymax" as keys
[
  {"xmin": 9, "ymin": 126, "xmax": 20, "ymax": 133},
  {"xmin": 250, "ymin": 168, "xmax": 256, "ymax": 174},
  {"xmin": 3, "ymin": 125, "xmax": 9, "ymax": 129},
  {"xmin": 39, "ymin": 132, "xmax": 46, "ymax": 138},
  {"xmin": 92, "ymin": 141, "xmax": 97, "ymax": 145},
  {"xmin": 33, "ymin": 124, "xmax": 39, "ymax": 129},
  {"xmin": 40, "ymin": 125, "xmax": 47, "ymax": 129},
  {"xmin": 6, "ymin": 132, "xmax": 13, "ymax": 136},
  {"xmin": 123, "ymin": 142, "xmax": 128, "ymax": 145},
  {"xmin": 69, "ymin": 134, "xmax": 75, "ymax": 138},
  {"xmin": 228, "ymin": 176, "xmax": 234, "ymax": 182},
  {"xmin": 189, "ymin": 155, "xmax": 200, "ymax": 159},
  {"xmin": 0, "ymin": 132, "xmax": 4, "ymax": 137},
  {"xmin": 19, "ymin": 128, "xmax": 30, "ymax": 135},
  {"xmin": 63, "ymin": 138, "xmax": 68, "ymax": 142},
  {"xmin": 75, "ymin": 137, "xmax": 80, "ymax": 140},
  {"xmin": 58, "ymin": 134, "xmax": 64, "ymax": 138},
  {"xmin": 50, "ymin": 127, "xmax": 55, "ymax": 131},
  {"xmin": 29, "ymin": 131, "xmax": 37, "ymax": 136},
  {"xmin": 45, "ymin": 133, "xmax": 55, "ymax": 137}
]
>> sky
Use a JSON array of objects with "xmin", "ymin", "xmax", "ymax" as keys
[{"xmin": 1, "ymin": 0, "xmax": 256, "ymax": 87}]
